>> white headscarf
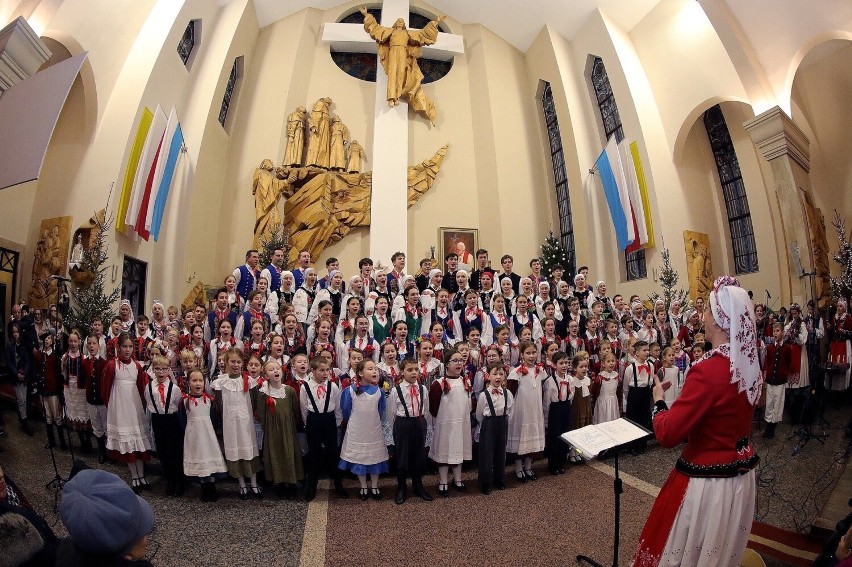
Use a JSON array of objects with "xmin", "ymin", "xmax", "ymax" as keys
[
  {"xmin": 281, "ymin": 271, "xmax": 295, "ymax": 292},
  {"xmin": 709, "ymin": 276, "xmax": 762, "ymax": 406},
  {"xmin": 301, "ymin": 267, "xmax": 316, "ymax": 289}
]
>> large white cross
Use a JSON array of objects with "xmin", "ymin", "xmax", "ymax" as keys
[{"xmin": 322, "ymin": 0, "xmax": 464, "ymax": 266}]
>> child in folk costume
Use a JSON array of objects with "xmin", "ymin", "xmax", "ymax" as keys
[
  {"xmin": 244, "ymin": 320, "xmax": 268, "ymax": 360},
  {"xmin": 763, "ymin": 323, "xmax": 792, "ymax": 439},
  {"xmin": 102, "ymin": 333, "xmax": 154, "ymax": 493},
  {"xmin": 134, "ymin": 316, "xmax": 154, "ymax": 363},
  {"xmin": 377, "ymin": 342, "xmax": 401, "ymax": 388},
  {"xmin": 423, "ymin": 288, "xmax": 456, "ymax": 344},
  {"xmin": 476, "ymin": 346, "xmax": 506, "ymax": 394},
  {"xmin": 234, "ymin": 290, "xmax": 271, "ymax": 341},
  {"xmin": 454, "ymin": 289, "xmax": 492, "ymax": 345},
  {"xmin": 247, "ymin": 353, "xmax": 266, "ymax": 451},
  {"xmin": 293, "ymin": 268, "xmax": 318, "ymax": 328},
  {"xmin": 390, "ymin": 320, "xmax": 415, "ymax": 361},
  {"xmin": 105, "ymin": 317, "xmax": 122, "ymax": 360},
  {"xmin": 278, "ymin": 314, "xmax": 306, "ymax": 362},
  {"xmin": 144, "ymin": 355, "xmax": 185, "ymax": 496},
  {"xmin": 671, "ymin": 338, "xmax": 691, "ymax": 375},
  {"xmin": 387, "ymin": 358, "xmax": 432, "ymax": 504},
  {"xmin": 265, "ymin": 334, "xmax": 288, "ymax": 369},
  {"xmin": 341, "ymin": 315, "xmax": 379, "ymax": 372},
  {"xmin": 540, "ymin": 318, "xmax": 562, "ymax": 359},
  {"xmin": 208, "ymin": 319, "xmax": 241, "ymax": 379},
  {"xmin": 370, "ymin": 296, "xmax": 392, "ymax": 344},
  {"xmin": 428, "ymin": 321, "xmax": 450, "ymax": 362},
  {"xmin": 416, "ymin": 335, "xmax": 443, "ymax": 388},
  {"xmin": 394, "ymin": 286, "xmax": 425, "ymax": 343},
  {"xmin": 429, "ymin": 348, "xmax": 473, "ymax": 497},
  {"xmin": 339, "ymin": 359, "xmax": 390, "ymax": 500},
  {"xmin": 336, "ymin": 296, "xmax": 363, "ymax": 349},
  {"xmin": 489, "ymin": 294, "xmax": 511, "ymax": 331},
  {"xmin": 476, "ymin": 363, "xmax": 514, "ymax": 494},
  {"xmin": 507, "ymin": 341, "xmax": 547, "ymax": 482},
  {"xmin": 543, "ymin": 351, "xmax": 572, "ymax": 475},
  {"xmin": 492, "ymin": 325, "xmax": 515, "ymax": 367},
  {"xmin": 568, "ymin": 354, "xmax": 594, "ymax": 462},
  {"xmin": 150, "ymin": 300, "xmax": 170, "ymax": 341},
  {"xmin": 657, "ymin": 347, "xmax": 682, "ymax": 407},
  {"xmin": 593, "ymin": 352, "xmax": 621, "ymax": 424},
  {"xmin": 623, "ymin": 340, "xmax": 653, "ymax": 454},
  {"xmin": 301, "ymin": 357, "xmax": 348, "ymax": 501},
  {"xmin": 465, "ymin": 327, "xmax": 484, "ymax": 371},
  {"xmin": 37, "ymin": 331, "xmax": 66, "ymax": 450},
  {"xmin": 511, "ymin": 295, "xmax": 543, "ymax": 343},
  {"xmin": 183, "ymin": 368, "xmax": 226, "ymax": 502},
  {"xmin": 783, "ymin": 303, "xmax": 809, "ymax": 390},
  {"xmin": 829, "ymin": 298, "xmax": 852, "ymax": 391},
  {"xmin": 312, "ymin": 270, "xmax": 345, "ymax": 324},
  {"xmin": 564, "ymin": 320, "xmax": 584, "ymax": 359},
  {"xmin": 258, "ymin": 360, "xmax": 304, "ymax": 499},
  {"xmin": 211, "ymin": 348, "xmax": 263, "ymax": 500},
  {"xmin": 82, "ymin": 334, "xmax": 109, "ymax": 463}
]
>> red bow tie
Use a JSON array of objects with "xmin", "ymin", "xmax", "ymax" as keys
[{"xmin": 491, "ymin": 388, "xmax": 502, "ymax": 395}]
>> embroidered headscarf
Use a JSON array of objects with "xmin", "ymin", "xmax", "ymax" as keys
[{"xmin": 709, "ymin": 275, "xmax": 762, "ymax": 405}]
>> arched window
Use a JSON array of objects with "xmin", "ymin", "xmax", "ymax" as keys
[
  {"xmin": 589, "ymin": 56, "xmax": 646, "ymax": 281},
  {"xmin": 703, "ymin": 105, "xmax": 759, "ymax": 274},
  {"xmin": 177, "ymin": 20, "xmax": 199, "ymax": 67},
  {"xmin": 540, "ymin": 81, "xmax": 576, "ymax": 274},
  {"xmin": 218, "ymin": 56, "xmax": 243, "ymax": 129},
  {"xmin": 330, "ymin": 9, "xmax": 452, "ymax": 84}
]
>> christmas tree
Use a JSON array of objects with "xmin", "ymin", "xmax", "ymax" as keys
[
  {"xmin": 648, "ymin": 244, "xmax": 690, "ymax": 312},
  {"xmin": 830, "ymin": 210, "xmax": 852, "ymax": 303},
  {"xmin": 258, "ymin": 222, "xmax": 291, "ymax": 269},
  {"xmin": 64, "ymin": 211, "xmax": 121, "ymax": 337},
  {"xmin": 539, "ymin": 231, "xmax": 574, "ymax": 278}
]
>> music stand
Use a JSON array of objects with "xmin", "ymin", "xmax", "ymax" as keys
[{"xmin": 562, "ymin": 419, "xmax": 651, "ymax": 567}]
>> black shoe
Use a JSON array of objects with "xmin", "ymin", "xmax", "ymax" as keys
[
  {"xmin": 556, "ymin": 468, "xmax": 566, "ymax": 475},
  {"xmin": 200, "ymin": 483, "xmax": 211, "ymax": 502},
  {"xmin": 208, "ymin": 483, "xmax": 219, "ymax": 502},
  {"xmin": 165, "ymin": 481, "xmax": 176, "ymax": 496},
  {"xmin": 131, "ymin": 479, "xmax": 143, "ymax": 495},
  {"xmin": 250, "ymin": 485, "xmax": 264, "ymax": 500},
  {"xmin": 21, "ymin": 419, "xmax": 33, "ymax": 437},
  {"xmin": 79, "ymin": 433, "xmax": 93, "ymax": 454},
  {"xmin": 523, "ymin": 470, "xmax": 537, "ymax": 481},
  {"xmin": 515, "ymin": 472, "xmax": 527, "ymax": 483},
  {"xmin": 395, "ymin": 488, "xmax": 406, "ymax": 505},
  {"xmin": 239, "ymin": 486, "xmax": 249, "ymax": 500},
  {"xmin": 494, "ymin": 481, "xmax": 506, "ymax": 490},
  {"xmin": 174, "ymin": 480, "xmax": 185, "ymax": 497},
  {"xmin": 481, "ymin": 485, "xmax": 492, "ymax": 495},
  {"xmin": 370, "ymin": 487, "xmax": 381, "ymax": 501},
  {"xmin": 45, "ymin": 424, "xmax": 56, "ymax": 449},
  {"xmin": 763, "ymin": 422, "xmax": 776, "ymax": 439},
  {"xmin": 549, "ymin": 468, "xmax": 559, "ymax": 476},
  {"xmin": 96, "ymin": 436, "xmax": 108, "ymax": 464},
  {"xmin": 452, "ymin": 481, "xmax": 467, "ymax": 492},
  {"xmin": 438, "ymin": 484, "xmax": 449, "ymax": 498},
  {"xmin": 140, "ymin": 477, "xmax": 152, "ymax": 491},
  {"xmin": 305, "ymin": 484, "xmax": 317, "ymax": 502},
  {"xmin": 335, "ymin": 483, "xmax": 349, "ymax": 499},
  {"xmin": 413, "ymin": 485, "xmax": 433, "ymax": 501},
  {"xmin": 359, "ymin": 488, "xmax": 369, "ymax": 501},
  {"xmin": 277, "ymin": 483, "xmax": 288, "ymax": 500}
]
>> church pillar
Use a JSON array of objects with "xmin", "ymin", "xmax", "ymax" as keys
[{"xmin": 744, "ymin": 105, "xmax": 828, "ymax": 307}]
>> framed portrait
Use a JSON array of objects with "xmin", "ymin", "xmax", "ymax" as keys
[{"xmin": 438, "ymin": 227, "xmax": 479, "ymax": 271}]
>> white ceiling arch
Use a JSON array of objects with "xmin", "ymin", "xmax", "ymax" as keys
[{"xmin": 246, "ymin": 0, "xmax": 661, "ymax": 52}]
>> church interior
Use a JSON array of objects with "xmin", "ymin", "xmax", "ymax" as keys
[{"xmin": 0, "ymin": 1, "xmax": 851, "ymax": 566}]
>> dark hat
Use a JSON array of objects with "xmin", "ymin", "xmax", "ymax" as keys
[{"xmin": 59, "ymin": 469, "xmax": 153, "ymax": 556}]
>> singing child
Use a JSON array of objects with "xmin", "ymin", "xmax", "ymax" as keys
[
  {"xmin": 507, "ymin": 341, "xmax": 546, "ymax": 482},
  {"xmin": 543, "ymin": 351, "xmax": 572, "ymax": 475},
  {"xmin": 476, "ymin": 363, "xmax": 514, "ymax": 494},
  {"xmin": 386, "ymin": 358, "xmax": 432, "ymax": 504},
  {"xmin": 257, "ymin": 360, "xmax": 304, "ymax": 499},
  {"xmin": 339, "ymin": 359, "xmax": 390, "ymax": 501},
  {"xmin": 144, "ymin": 355, "xmax": 185, "ymax": 496},
  {"xmin": 182, "ymin": 368, "xmax": 226, "ymax": 502},
  {"xmin": 429, "ymin": 348, "xmax": 473, "ymax": 497}
]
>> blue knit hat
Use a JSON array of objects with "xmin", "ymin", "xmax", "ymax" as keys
[{"xmin": 59, "ymin": 469, "xmax": 154, "ymax": 556}]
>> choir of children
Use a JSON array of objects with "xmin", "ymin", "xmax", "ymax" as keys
[{"xmin": 10, "ymin": 248, "xmax": 849, "ymax": 504}]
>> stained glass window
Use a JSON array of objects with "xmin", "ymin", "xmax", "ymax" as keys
[
  {"xmin": 331, "ymin": 9, "xmax": 452, "ymax": 84},
  {"xmin": 590, "ymin": 56, "xmax": 645, "ymax": 280},
  {"xmin": 703, "ymin": 105, "xmax": 759, "ymax": 274},
  {"xmin": 219, "ymin": 57, "xmax": 241, "ymax": 128},
  {"xmin": 541, "ymin": 82, "xmax": 576, "ymax": 275},
  {"xmin": 177, "ymin": 20, "xmax": 196, "ymax": 66}
]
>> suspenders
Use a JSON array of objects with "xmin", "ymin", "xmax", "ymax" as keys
[
  {"xmin": 148, "ymin": 380, "xmax": 174, "ymax": 414},
  {"xmin": 304, "ymin": 381, "xmax": 332, "ymax": 414},
  {"xmin": 394, "ymin": 382, "xmax": 424, "ymax": 417},
  {"xmin": 484, "ymin": 389, "xmax": 506, "ymax": 417}
]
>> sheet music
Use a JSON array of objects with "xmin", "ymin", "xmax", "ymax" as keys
[
  {"xmin": 596, "ymin": 419, "xmax": 649, "ymax": 446},
  {"xmin": 560, "ymin": 418, "xmax": 649, "ymax": 458}
]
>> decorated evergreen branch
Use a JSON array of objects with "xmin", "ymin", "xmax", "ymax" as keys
[
  {"xmin": 258, "ymin": 221, "xmax": 291, "ymax": 269},
  {"xmin": 539, "ymin": 230, "xmax": 573, "ymax": 278},
  {"xmin": 830, "ymin": 210, "xmax": 852, "ymax": 303},
  {"xmin": 65, "ymin": 211, "xmax": 121, "ymax": 337},
  {"xmin": 648, "ymin": 244, "xmax": 690, "ymax": 312}
]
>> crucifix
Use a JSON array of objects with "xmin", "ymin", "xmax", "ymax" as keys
[{"xmin": 322, "ymin": 0, "xmax": 464, "ymax": 265}]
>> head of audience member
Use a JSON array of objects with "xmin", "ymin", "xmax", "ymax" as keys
[{"xmin": 59, "ymin": 469, "xmax": 154, "ymax": 562}]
